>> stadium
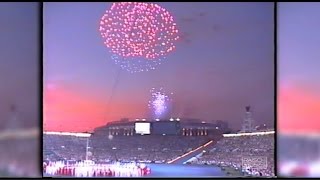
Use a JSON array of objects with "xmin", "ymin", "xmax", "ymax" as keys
[
  {"xmin": 43, "ymin": 118, "xmax": 275, "ymax": 177},
  {"xmin": 42, "ymin": 2, "xmax": 275, "ymax": 178}
]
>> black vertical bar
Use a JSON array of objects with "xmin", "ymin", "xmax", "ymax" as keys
[
  {"xmin": 39, "ymin": 2, "xmax": 44, "ymax": 177},
  {"xmin": 274, "ymin": 1, "xmax": 278, "ymax": 178}
]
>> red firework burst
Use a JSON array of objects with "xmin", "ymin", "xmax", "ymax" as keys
[{"xmin": 99, "ymin": 2, "xmax": 179, "ymax": 60}]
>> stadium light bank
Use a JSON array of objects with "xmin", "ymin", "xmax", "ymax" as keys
[
  {"xmin": 223, "ymin": 130, "xmax": 275, "ymax": 137},
  {"xmin": 44, "ymin": 131, "xmax": 92, "ymax": 138}
]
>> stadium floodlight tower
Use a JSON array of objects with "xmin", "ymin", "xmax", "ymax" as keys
[
  {"xmin": 76, "ymin": 132, "xmax": 93, "ymax": 161},
  {"xmin": 241, "ymin": 106, "xmax": 255, "ymax": 133}
]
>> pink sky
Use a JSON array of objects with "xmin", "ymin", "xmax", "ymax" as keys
[
  {"xmin": 44, "ymin": 83, "xmax": 147, "ymax": 132},
  {"xmin": 279, "ymin": 83, "xmax": 320, "ymax": 133}
]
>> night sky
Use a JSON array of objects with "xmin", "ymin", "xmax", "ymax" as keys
[
  {"xmin": 0, "ymin": 2, "xmax": 39, "ymax": 129},
  {"xmin": 44, "ymin": 2, "xmax": 274, "ymax": 132},
  {"xmin": 278, "ymin": 3, "xmax": 320, "ymax": 133}
]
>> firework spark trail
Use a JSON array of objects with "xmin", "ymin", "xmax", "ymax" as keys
[{"xmin": 111, "ymin": 54, "xmax": 164, "ymax": 73}]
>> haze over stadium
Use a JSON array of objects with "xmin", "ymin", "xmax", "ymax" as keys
[{"xmin": 43, "ymin": 2, "xmax": 274, "ymax": 177}]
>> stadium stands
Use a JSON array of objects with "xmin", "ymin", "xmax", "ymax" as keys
[
  {"xmin": 43, "ymin": 134, "xmax": 212, "ymax": 163},
  {"xmin": 191, "ymin": 133, "xmax": 275, "ymax": 177},
  {"xmin": 0, "ymin": 130, "xmax": 39, "ymax": 177},
  {"xmin": 43, "ymin": 130, "xmax": 275, "ymax": 177}
]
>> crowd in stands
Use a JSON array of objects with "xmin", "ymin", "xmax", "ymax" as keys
[
  {"xmin": 0, "ymin": 106, "xmax": 39, "ymax": 177},
  {"xmin": 278, "ymin": 135, "xmax": 320, "ymax": 177},
  {"xmin": 278, "ymin": 135, "xmax": 319, "ymax": 162},
  {"xmin": 0, "ymin": 138, "xmax": 39, "ymax": 177},
  {"xmin": 43, "ymin": 132, "xmax": 275, "ymax": 177},
  {"xmin": 192, "ymin": 134, "xmax": 275, "ymax": 177},
  {"xmin": 43, "ymin": 134, "xmax": 211, "ymax": 163},
  {"xmin": 90, "ymin": 135, "xmax": 211, "ymax": 163},
  {"xmin": 43, "ymin": 135, "xmax": 87, "ymax": 161}
]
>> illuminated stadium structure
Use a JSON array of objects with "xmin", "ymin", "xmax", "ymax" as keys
[
  {"xmin": 43, "ymin": 115, "xmax": 274, "ymax": 178},
  {"xmin": 93, "ymin": 118, "xmax": 223, "ymax": 137},
  {"xmin": 43, "ymin": 118, "xmax": 224, "ymax": 165}
]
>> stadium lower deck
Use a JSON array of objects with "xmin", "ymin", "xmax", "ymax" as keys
[
  {"xmin": 44, "ymin": 131, "xmax": 275, "ymax": 177},
  {"xmin": 44, "ymin": 140, "xmax": 226, "ymax": 177}
]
